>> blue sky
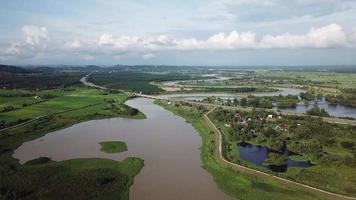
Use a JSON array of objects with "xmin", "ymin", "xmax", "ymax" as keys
[{"xmin": 0, "ymin": 0, "xmax": 356, "ymax": 65}]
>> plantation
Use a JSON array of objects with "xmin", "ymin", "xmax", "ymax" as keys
[
  {"xmin": 89, "ymin": 72, "xmax": 208, "ymax": 94},
  {"xmin": 0, "ymin": 72, "xmax": 84, "ymax": 90}
]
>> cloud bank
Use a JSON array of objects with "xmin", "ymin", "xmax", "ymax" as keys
[
  {"xmin": 1, "ymin": 23, "xmax": 355, "ymax": 61},
  {"xmin": 96, "ymin": 24, "xmax": 350, "ymax": 51}
]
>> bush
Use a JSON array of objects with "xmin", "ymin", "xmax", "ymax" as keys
[
  {"xmin": 306, "ymin": 107, "xmax": 330, "ymax": 117},
  {"xmin": 341, "ymin": 141, "xmax": 354, "ymax": 149}
]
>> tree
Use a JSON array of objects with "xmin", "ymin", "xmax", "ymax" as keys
[
  {"xmin": 240, "ymin": 98, "xmax": 247, "ymax": 107},
  {"xmin": 306, "ymin": 107, "xmax": 330, "ymax": 117}
]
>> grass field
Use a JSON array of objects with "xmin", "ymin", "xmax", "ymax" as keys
[
  {"xmin": 155, "ymin": 100, "xmax": 330, "ymax": 200},
  {"xmin": 257, "ymin": 71, "xmax": 356, "ymax": 89},
  {"xmin": 0, "ymin": 87, "xmax": 145, "ymax": 126}
]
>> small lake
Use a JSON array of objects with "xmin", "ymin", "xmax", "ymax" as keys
[
  {"xmin": 280, "ymin": 98, "xmax": 356, "ymax": 119},
  {"xmin": 238, "ymin": 143, "xmax": 311, "ymax": 173},
  {"xmin": 13, "ymin": 98, "xmax": 233, "ymax": 200}
]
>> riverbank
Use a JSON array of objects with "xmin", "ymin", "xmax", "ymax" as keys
[{"xmin": 155, "ymin": 100, "xmax": 334, "ymax": 200}]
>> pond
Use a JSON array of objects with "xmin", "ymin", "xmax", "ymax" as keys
[
  {"xmin": 280, "ymin": 98, "xmax": 356, "ymax": 119},
  {"xmin": 13, "ymin": 98, "xmax": 234, "ymax": 200},
  {"xmin": 238, "ymin": 143, "xmax": 312, "ymax": 173}
]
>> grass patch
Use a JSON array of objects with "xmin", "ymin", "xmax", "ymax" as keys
[
  {"xmin": 289, "ymin": 155, "xmax": 309, "ymax": 162},
  {"xmin": 100, "ymin": 141, "xmax": 128, "ymax": 153},
  {"xmin": 2, "ymin": 157, "xmax": 143, "ymax": 200}
]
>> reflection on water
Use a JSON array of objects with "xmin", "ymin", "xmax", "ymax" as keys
[
  {"xmin": 13, "ymin": 98, "xmax": 233, "ymax": 200},
  {"xmin": 280, "ymin": 98, "xmax": 356, "ymax": 119},
  {"xmin": 238, "ymin": 143, "xmax": 311, "ymax": 173}
]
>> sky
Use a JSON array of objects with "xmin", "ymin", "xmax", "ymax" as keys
[{"xmin": 0, "ymin": 0, "xmax": 356, "ymax": 66}]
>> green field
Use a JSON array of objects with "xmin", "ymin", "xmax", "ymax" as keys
[
  {"xmin": 0, "ymin": 87, "xmax": 145, "ymax": 127},
  {"xmin": 258, "ymin": 71, "xmax": 356, "ymax": 89}
]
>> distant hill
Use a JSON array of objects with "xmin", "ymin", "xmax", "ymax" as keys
[{"xmin": 0, "ymin": 64, "xmax": 31, "ymax": 75}]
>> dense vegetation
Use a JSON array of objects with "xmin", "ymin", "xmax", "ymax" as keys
[
  {"xmin": 306, "ymin": 107, "xmax": 330, "ymax": 117},
  {"xmin": 1, "ymin": 157, "xmax": 143, "ymax": 200},
  {"xmin": 210, "ymin": 107, "xmax": 356, "ymax": 196},
  {"xmin": 0, "ymin": 73, "xmax": 83, "ymax": 90},
  {"xmin": 326, "ymin": 88, "xmax": 356, "ymax": 108}
]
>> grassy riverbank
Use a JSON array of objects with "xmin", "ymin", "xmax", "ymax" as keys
[
  {"xmin": 155, "ymin": 100, "xmax": 332, "ymax": 200},
  {"xmin": 0, "ymin": 87, "xmax": 145, "ymax": 199}
]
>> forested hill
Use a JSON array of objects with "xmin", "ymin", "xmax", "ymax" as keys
[{"xmin": 0, "ymin": 64, "xmax": 31, "ymax": 76}]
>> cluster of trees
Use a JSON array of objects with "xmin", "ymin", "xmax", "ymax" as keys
[
  {"xmin": 300, "ymin": 91, "xmax": 316, "ymax": 101},
  {"xmin": 0, "ymin": 106, "xmax": 15, "ymax": 113},
  {"xmin": 238, "ymin": 96, "xmax": 274, "ymax": 108},
  {"xmin": 326, "ymin": 89, "xmax": 356, "ymax": 108},
  {"xmin": 306, "ymin": 107, "xmax": 330, "ymax": 117}
]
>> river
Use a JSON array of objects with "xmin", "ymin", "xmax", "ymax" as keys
[{"xmin": 13, "ymin": 98, "xmax": 234, "ymax": 200}]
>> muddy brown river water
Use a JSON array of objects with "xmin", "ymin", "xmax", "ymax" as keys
[{"xmin": 14, "ymin": 98, "xmax": 234, "ymax": 200}]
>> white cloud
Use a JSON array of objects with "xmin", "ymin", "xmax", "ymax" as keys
[
  {"xmin": 351, "ymin": 27, "xmax": 356, "ymax": 44},
  {"xmin": 0, "ymin": 25, "xmax": 49, "ymax": 59},
  {"xmin": 260, "ymin": 24, "xmax": 347, "ymax": 48},
  {"xmin": 1, "ymin": 23, "xmax": 355, "ymax": 61},
  {"xmin": 96, "ymin": 24, "xmax": 351, "ymax": 52},
  {"xmin": 65, "ymin": 40, "xmax": 82, "ymax": 49},
  {"xmin": 21, "ymin": 25, "xmax": 49, "ymax": 46},
  {"xmin": 143, "ymin": 53, "xmax": 155, "ymax": 59}
]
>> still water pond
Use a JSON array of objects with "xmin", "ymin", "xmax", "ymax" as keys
[
  {"xmin": 280, "ymin": 98, "xmax": 356, "ymax": 119},
  {"xmin": 238, "ymin": 143, "xmax": 311, "ymax": 173},
  {"xmin": 14, "ymin": 98, "xmax": 233, "ymax": 200}
]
